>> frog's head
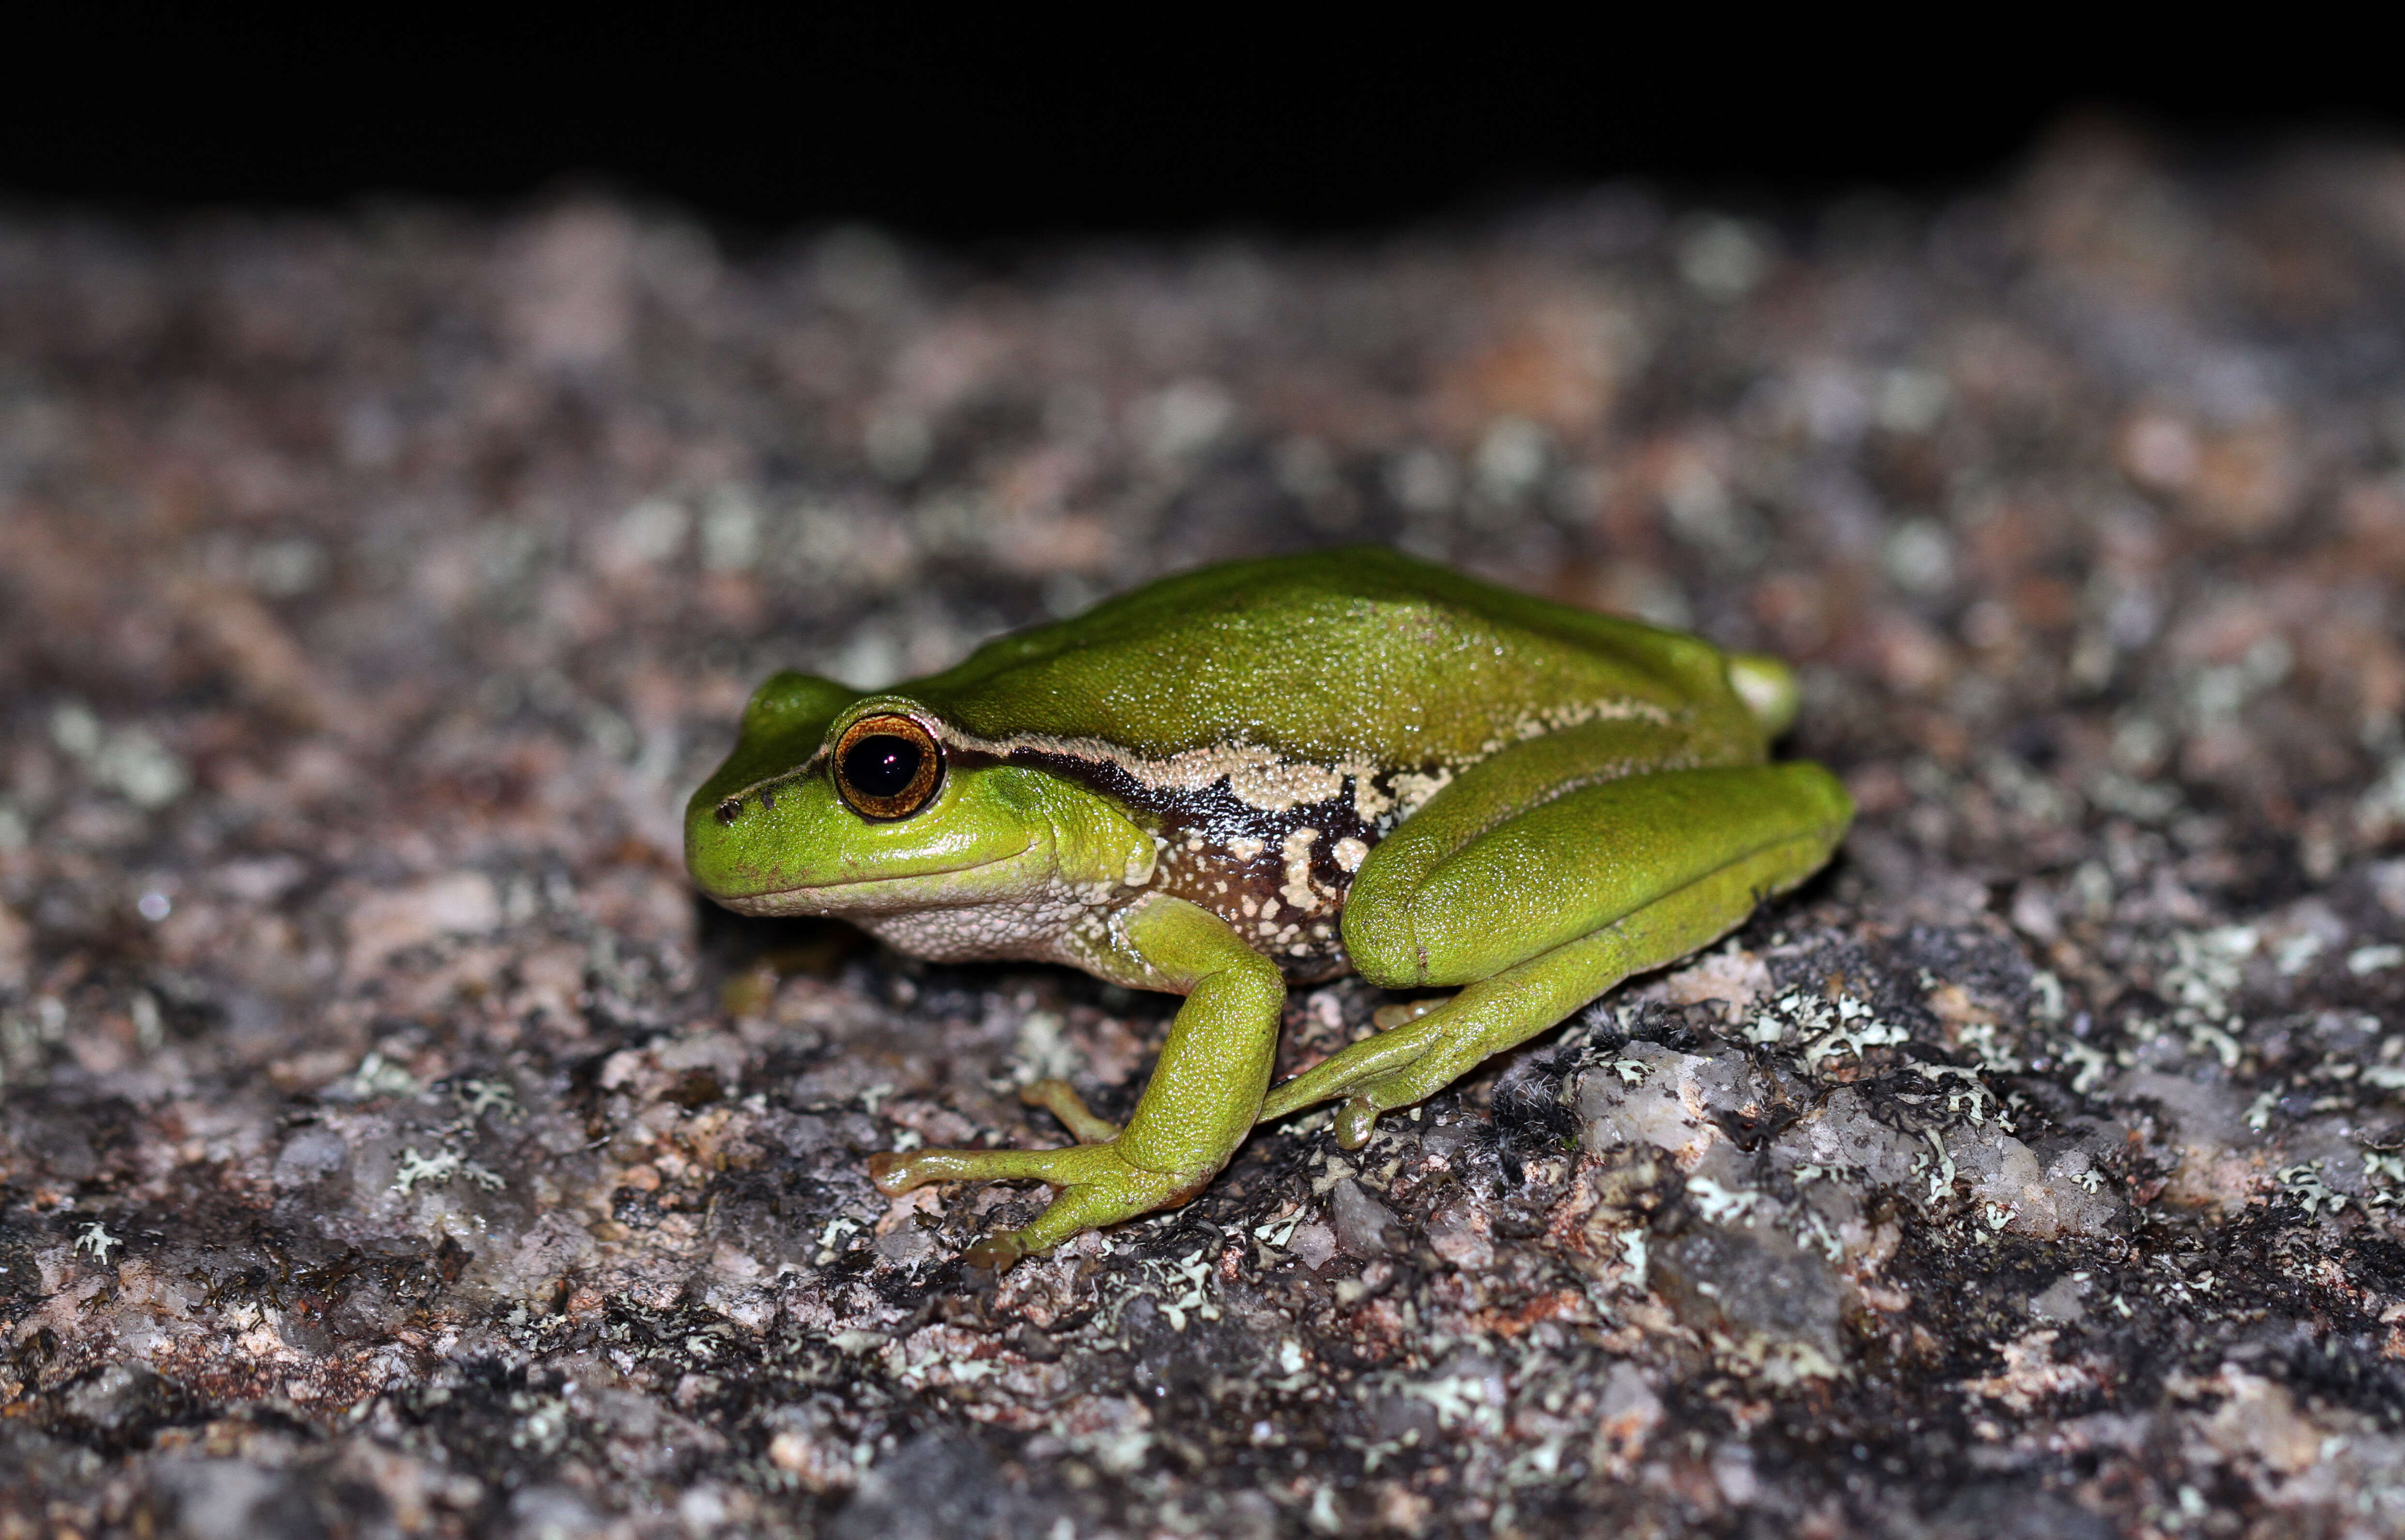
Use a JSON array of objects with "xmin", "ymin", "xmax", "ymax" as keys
[{"xmin": 684, "ymin": 671, "xmax": 1152, "ymax": 919}]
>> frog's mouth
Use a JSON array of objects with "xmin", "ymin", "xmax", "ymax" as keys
[{"xmin": 705, "ymin": 846, "xmax": 1036, "ymax": 916}]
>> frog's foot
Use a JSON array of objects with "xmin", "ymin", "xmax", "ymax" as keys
[
  {"xmin": 1258, "ymin": 996, "xmax": 1473, "ymax": 1149},
  {"xmin": 1257, "ymin": 1000, "xmax": 1452, "ymax": 1143},
  {"xmin": 1258, "ymin": 907, "xmax": 1696, "ymax": 1150},
  {"xmin": 865, "ymin": 1139, "xmax": 1201, "ymax": 1271},
  {"xmin": 1263, "ymin": 920, "xmax": 1729, "ymax": 1149}
]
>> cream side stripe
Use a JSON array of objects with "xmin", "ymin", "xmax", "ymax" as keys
[
  {"xmin": 930, "ymin": 697, "xmax": 1670, "ymax": 816},
  {"xmin": 720, "ymin": 696, "xmax": 1674, "ymax": 817}
]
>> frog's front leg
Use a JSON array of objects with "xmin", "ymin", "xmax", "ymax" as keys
[
  {"xmin": 868, "ymin": 895, "xmax": 1283, "ymax": 1269},
  {"xmin": 1261, "ymin": 761, "xmax": 1851, "ymax": 1146}
]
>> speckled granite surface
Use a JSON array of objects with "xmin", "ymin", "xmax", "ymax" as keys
[{"xmin": 10, "ymin": 132, "xmax": 2405, "ymax": 1537}]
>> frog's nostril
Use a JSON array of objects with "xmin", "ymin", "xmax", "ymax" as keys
[{"xmin": 715, "ymin": 797, "xmax": 742, "ymax": 825}]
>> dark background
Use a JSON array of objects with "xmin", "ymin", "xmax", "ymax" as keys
[{"xmin": 5, "ymin": 15, "xmax": 2398, "ymax": 242}]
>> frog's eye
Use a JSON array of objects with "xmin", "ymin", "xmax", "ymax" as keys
[{"xmin": 832, "ymin": 714, "xmax": 944, "ymax": 820}]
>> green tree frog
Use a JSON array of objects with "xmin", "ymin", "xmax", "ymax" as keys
[{"xmin": 686, "ymin": 549, "xmax": 1849, "ymax": 1270}]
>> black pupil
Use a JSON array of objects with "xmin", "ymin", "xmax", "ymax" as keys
[{"xmin": 844, "ymin": 735, "xmax": 923, "ymax": 800}]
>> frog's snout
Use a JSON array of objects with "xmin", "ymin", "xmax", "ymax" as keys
[{"xmin": 713, "ymin": 782, "xmax": 787, "ymax": 825}]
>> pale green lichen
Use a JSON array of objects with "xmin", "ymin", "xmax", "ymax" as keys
[
  {"xmin": 1914, "ymin": 1129, "xmax": 1959, "ymax": 1204},
  {"xmin": 2030, "ymin": 970, "xmax": 2067, "ymax": 1023},
  {"xmin": 813, "ymin": 1216, "xmax": 862, "ymax": 1266},
  {"xmin": 1954, "ymin": 1019, "xmax": 2025, "ymax": 1074},
  {"xmin": 2059, "ymin": 1039, "xmax": 2111, "ymax": 1096},
  {"xmin": 2275, "ymin": 932, "xmax": 2326, "ymax": 976},
  {"xmin": 1686, "ymin": 1176, "xmax": 1764, "ymax": 1227},
  {"xmin": 1392, "ymin": 1370, "xmax": 1507, "ymax": 1436},
  {"xmin": 1618, "ymin": 1227, "xmax": 1649, "ymax": 1283},
  {"xmin": 455, "ymin": 1078, "xmax": 521, "ymax": 1118},
  {"xmin": 2158, "ymin": 926, "xmax": 2256, "ymax": 1056},
  {"xmin": 1747, "ymin": 990, "xmax": 1907, "ymax": 1066},
  {"xmin": 1251, "ymin": 1203, "xmax": 1306, "ymax": 1251},
  {"xmin": 73, "ymin": 1219, "xmax": 121, "ymax": 1264},
  {"xmin": 1097, "ymin": 1244, "xmax": 1222, "ymax": 1333},
  {"xmin": 1790, "ymin": 1208, "xmax": 1846, "ymax": 1263},
  {"xmin": 392, "ymin": 1146, "xmax": 505, "ymax": 1194},
  {"xmin": 1925, "ymin": 1064, "xmax": 2009, "ymax": 1129},
  {"xmin": 2363, "ymin": 1149, "xmax": 2405, "ymax": 1206},
  {"xmin": 2276, "ymin": 1161, "xmax": 2344, "ymax": 1217},
  {"xmin": 2347, "ymin": 944, "xmax": 2405, "ymax": 977},
  {"xmin": 344, "ymin": 1051, "xmax": 423, "ymax": 1100}
]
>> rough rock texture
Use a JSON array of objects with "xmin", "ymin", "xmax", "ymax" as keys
[{"xmin": 10, "ymin": 130, "xmax": 2405, "ymax": 1535}]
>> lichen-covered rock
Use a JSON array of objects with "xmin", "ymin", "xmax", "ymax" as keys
[
  {"xmin": 1574, "ymin": 1043, "xmax": 1755, "ymax": 1164},
  {"xmin": 13, "ymin": 135, "xmax": 2405, "ymax": 1537},
  {"xmin": 1770, "ymin": 1086, "xmax": 1924, "ymax": 1192},
  {"xmin": 1652, "ymin": 1220, "xmax": 1847, "ymax": 1376}
]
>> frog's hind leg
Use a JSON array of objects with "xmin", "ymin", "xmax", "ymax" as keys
[{"xmin": 1260, "ymin": 757, "xmax": 1850, "ymax": 1146}]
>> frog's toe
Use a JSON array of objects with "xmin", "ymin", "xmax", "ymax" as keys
[
  {"xmin": 961, "ymin": 1229, "xmax": 1033, "ymax": 1274},
  {"xmin": 1334, "ymin": 1072, "xmax": 1443, "ymax": 1148},
  {"xmin": 869, "ymin": 1143, "xmax": 1068, "ymax": 1195},
  {"xmin": 866, "ymin": 1148, "xmax": 928, "ymax": 1194},
  {"xmin": 1336, "ymin": 1095, "xmax": 1382, "ymax": 1149},
  {"xmin": 864, "ymin": 1138, "xmax": 1153, "ymax": 1201},
  {"xmin": 864, "ymin": 1141, "xmax": 1212, "ymax": 1271}
]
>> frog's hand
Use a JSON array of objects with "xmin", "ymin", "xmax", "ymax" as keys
[
  {"xmin": 868, "ymin": 895, "xmax": 1283, "ymax": 1270},
  {"xmin": 1260, "ymin": 755, "xmax": 1851, "ymax": 1146}
]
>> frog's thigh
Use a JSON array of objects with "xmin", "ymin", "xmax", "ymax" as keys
[
  {"xmin": 1265, "ymin": 764, "xmax": 1848, "ymax": 1132},
  {"xmin": 1348, "ymin": 761, "xmax": 1851, "ymax": 987},
  {"xmin": 867, "ymin": 895, "xmax": 1283, "ymax": 1268},
  {"xmin": 1304, "ymin": 829, "xmax": 1829, "ymax": 1145}
]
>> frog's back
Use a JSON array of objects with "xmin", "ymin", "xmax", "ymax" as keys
[{"xmin": 911, "ymin": 547, "xmax": 1755, "ymax": 766}]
